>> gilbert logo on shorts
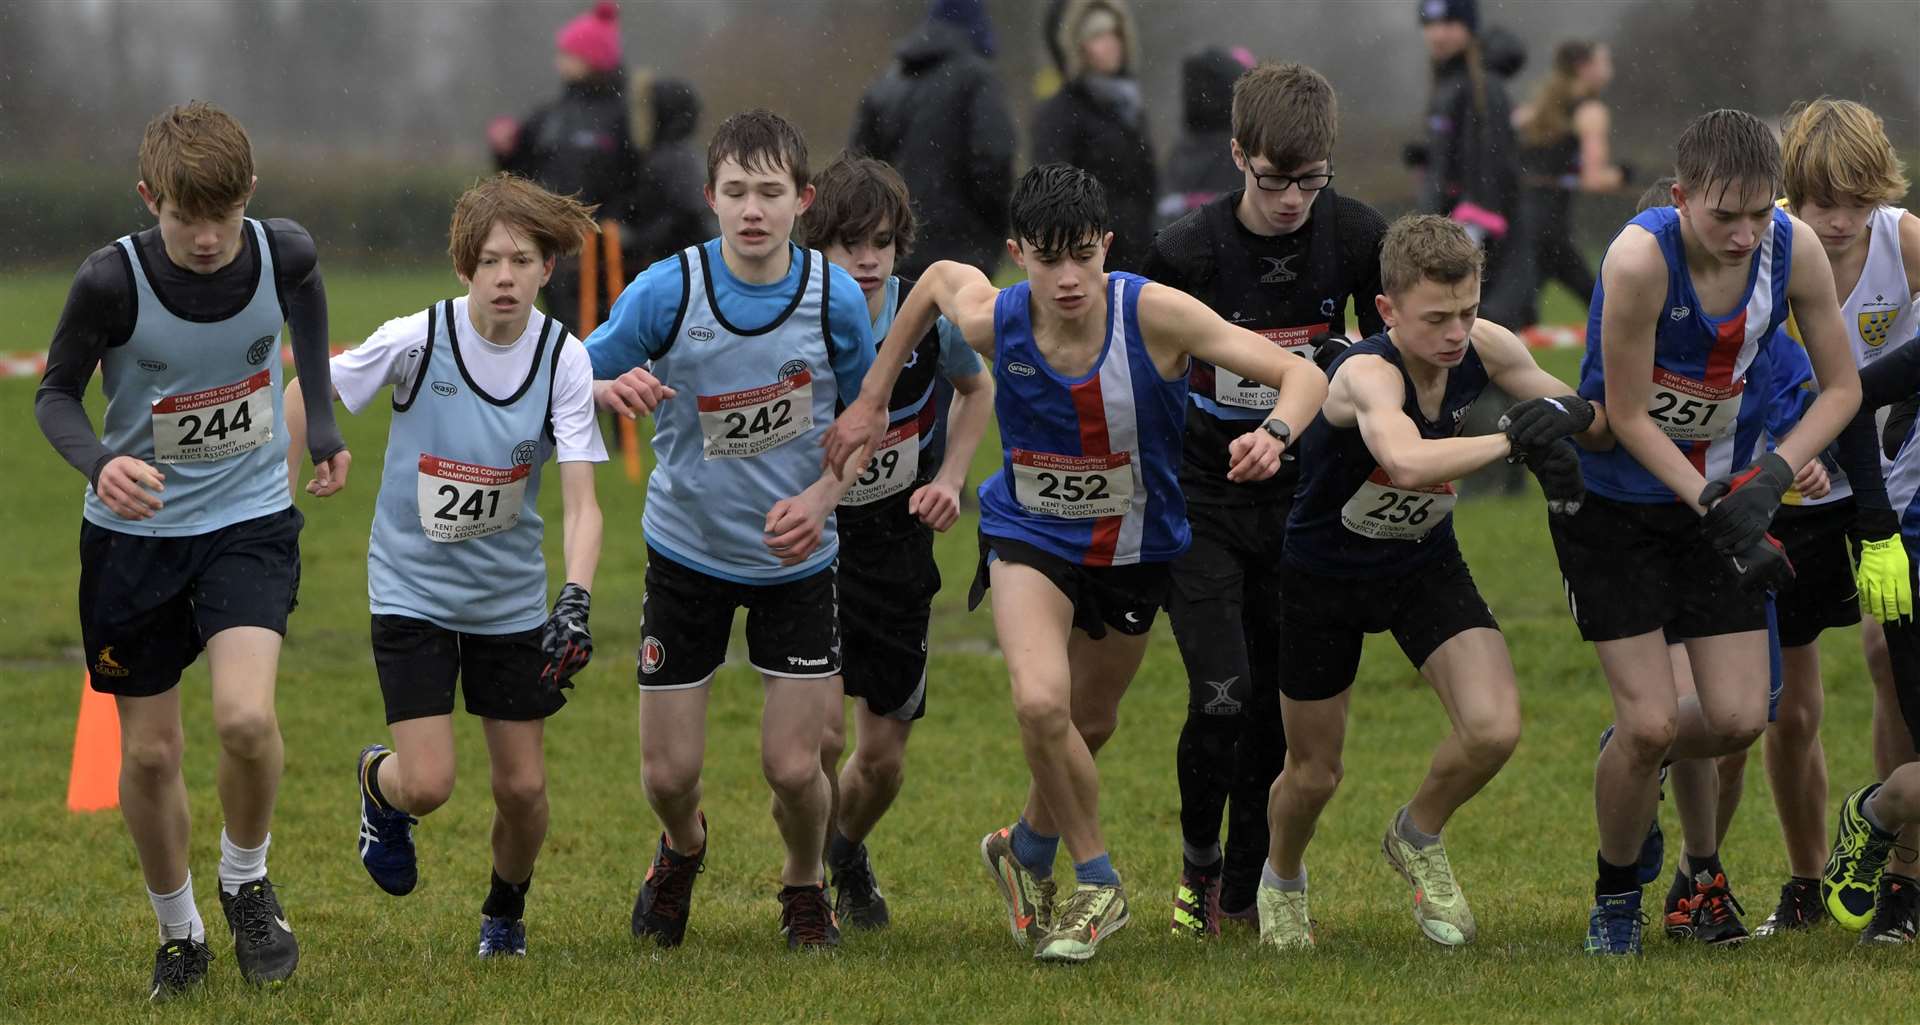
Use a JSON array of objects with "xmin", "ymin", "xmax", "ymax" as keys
[
  {"xmin": 246, "ymin": 336, "xmax": 274, "ymax": 365},
  {"xmin": 93, "ymin": 646, "xmax": 130, "ymax": 678},
  {"xmin": 640, "ymin": 636, "xmax": 665, "ymax": 675}
]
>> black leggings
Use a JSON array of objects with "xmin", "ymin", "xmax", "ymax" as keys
[{"xmin": 1486, "ymin": 187, "xmax": 1596, "ymax": 328}]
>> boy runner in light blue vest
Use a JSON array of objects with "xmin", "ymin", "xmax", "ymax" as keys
[
  {"xmin": 286, "ymin": 174, "xmax": 607, "ymax": 959},
  {"xmin": 33, "ymin": 102, "xmax": 350, "ymax": 1000},
  {"xmin": 588, "ymin": 110, "xmax": 877, "ymax": 950}
]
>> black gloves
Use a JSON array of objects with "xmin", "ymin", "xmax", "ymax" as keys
[
  {"xmin": 1725, "ymin": 532, "xmax": 1796, "ymax": 594},
  {"xmin": 1699, "ymin": 452, "xmax": 1792, "ymax": 555},
  {"xmin": 539, "ymin": 583, "xmax": 592, "ymax": 693},
  {"xmin": 1515, "ymin": 438, "xmax": 1585, "ymax": 516},
  {"xmin": 1308, "ymin": 331, "xmax": 1351, "ymax": 374},
  {"xmin": 1499, "ymin": 395, "xmax": 1596, "ymax": 448}
]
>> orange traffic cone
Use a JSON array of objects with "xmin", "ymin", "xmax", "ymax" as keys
[{"xmin": 67, "ymin": 676, "xmax": 121, "ymax": 812}]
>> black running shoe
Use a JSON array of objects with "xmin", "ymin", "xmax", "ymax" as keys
[
  {"xmin": 830, "ymin": 843, "xmax": 890, "ymax": 931},
  {"xmin": 1671, "ymin": 871, "xmax": 1749, "ymax": 947},
  {"xmin": 1753, "ymin": 877, "xmax": 1824, "ymax": 937},
  {"xmin": 219, "ymin": 877, "xmax": 299, "ymax": 983},
  {"xmin": 1662, "ymin": 868, "xmax": 1694, "ymax": 940},
  {"xmin": 778, "ymin": 883, "xmax": 842, "ymax": 950},
  {"xmin": 631, "ymin": 816, "xmax": 706, "ymax": 948},
  {"xmin": 1861, "ymin": 873, "xmax": 1920, "ymax": 945},
  {"xmin": 148, "ymin": 938, "xmax": 213, "ymax": 1003}
]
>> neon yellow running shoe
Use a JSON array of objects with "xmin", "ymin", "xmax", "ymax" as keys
[
  {"xmin": 1382, "ymin": 824, "xmax": 1477, "ymax": 946},
  {"xmin": 1035, "ymin": 883, "xmax": 1129, "ymax": 963},
  {"xmin": 1256, "ymin": 883, "xmax": 1314, "ymax": 950},
  {"xmin": 980, "ymin": 827, "xmax": 1056, "ymax": 946},
  {"xmin": 1824, "ymin": 784, "xmax": 1898, "ymax": 931}
]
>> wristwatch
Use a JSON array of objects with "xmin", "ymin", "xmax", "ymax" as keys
[{"xmin": 1261, "ymin": 418, "xmax": 1292, "ymax": 445}]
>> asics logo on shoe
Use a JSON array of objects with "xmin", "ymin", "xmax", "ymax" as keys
[
  {"xmin": 274, "ymin": 916, "xmax": 292, "ymax": 933},
  {"xmin": 1124, "ymin": 612, "xmax": 1140, "ymax": 625}
]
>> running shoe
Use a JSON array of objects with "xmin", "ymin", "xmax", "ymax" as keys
[
  {"xmin": 1170, "ymin": 861, "xmax": 1222, "ymax": 938},
  {"xmin": 777, "ymin": 883, "xmax": 841, "ymax": 950},
  {"xmin": 218, "ymin": 877, "xmax": 299, "ymax": 982},
  {"xmin": 980, "ymin": 826, "xmax": 1056, "ymax": 946},
  {"xmin": 1381, "ymin": 823, "xmax": 1476, "ymax": 946},
  {"xmin": 1256, "ymin": 883, "xmax": 1314, "ymax": 950},
  {"xmin": 356, "ymin": 744, "xmax": 418, "ymax": 896},
  {"xmin": 830, "ymin": 842, "xmax": 890, "ymax": 931},
  {"xmin": 477, "ymin": 915, "xmax": 527, "ymax": 957},
  {"xmin": 631, "ymin": 814, "xmax": 707, "ymax": 948},
  {"xmin": 1585, "ymin": 890, "xmax": 1644, "ymax": 956},
  {"xmin": 1753, "ymin": 877, "xmax": 1823, "ymax": 937},
  {"xmin": 1668, "ymin": 871, "xmax": 1749, "ymax": 946},
  {"xmin": 1824, "ymin": 784, "xmax": 1898, "ymax": 931},
  {"xmin": 1035, "ymin": 882, "xmax": 1129, "ymax": 963},
  {"xmin": 147, "ymin": 938, "xmax": 213, "ymax": 1003},
  {"xmin": 1861, "ymin": 873, "xmax": 1919, "ymax": 945}
]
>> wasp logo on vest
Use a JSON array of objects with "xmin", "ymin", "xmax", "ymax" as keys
[
  {"xmin": 431, "ymin": 381, "xmax": 457, "ymax": 397},
  {"xmin": 139, "ymin": 359, "xmax": 168, "ymax": 373},
  {"xmin": 687, "ymin": 326, "xmax": 716, "ymax": 342}
]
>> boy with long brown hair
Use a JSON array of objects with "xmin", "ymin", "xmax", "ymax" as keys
[{"xmin": 287, "ymin": 173, "xmax": 608, "ymax": 959}]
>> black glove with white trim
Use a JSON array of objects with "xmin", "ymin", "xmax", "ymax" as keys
[
  {"xmin": 539, "ymin": 583, "xmax": 592, "ymax": 693},
  {"xmin": 1498, "ymin": 394, "xmax": 1595, "ymax": 448}
]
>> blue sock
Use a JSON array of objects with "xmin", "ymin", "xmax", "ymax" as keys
[
  {"xmin": 1074, "ymin": 852, "xmax": 1121, "ymax": 887},
  {"xmin": 1010, "ymin": 818, "xmax": 1059, "ymax": 878}
]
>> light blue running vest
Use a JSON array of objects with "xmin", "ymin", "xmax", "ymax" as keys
[
  {"xmin": 87, "ymin": 219, "xmax": 291, "ymax": 536},
  {"xmin": 642, "ymin": 243, "xmax": 842, "ymax": 582},
  {"xmin": 367, "ymin": 300, "xmax": 561, "ymax": 633}
]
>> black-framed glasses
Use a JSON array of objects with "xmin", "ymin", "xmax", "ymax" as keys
[{"xmin": 1253, "ymin": 171, "xmax": 1334, "ymax": 193}]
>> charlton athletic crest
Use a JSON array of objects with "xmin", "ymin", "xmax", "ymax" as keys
[{"xmin": 641, "ymin": 636, "xmax": 665, "ymax": 675}]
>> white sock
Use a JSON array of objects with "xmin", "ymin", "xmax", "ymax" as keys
[
  {"xmin": 149, "ymin": 875, "xmax": 206, "ymax": 942},
  {"xmin": 218, "ymin": 829, "xmax": 270, "ymax": 895},
  {"xmin": 1260, "ymin": 860, "xmax": 1307, "ymax": 892}
]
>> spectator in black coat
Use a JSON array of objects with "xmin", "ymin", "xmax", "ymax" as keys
[
  {"xmin": 1031, "ymin": 0, "xmax": 1156, "ymax": 272},
  {"xmin": 626, "ymin": 77, "xmax": 717, "ymax": 271},
  {"xmin": 1157, "ymin": 45, "xmax": 1256, "ymax": 231},
  {"xmin": 489, "ymin": 1, "xmax": 641, "ymax": 335},
  {"xmin": 849, "ymin": 0, "xmax": 1016, "ymax": 277},
  {"xmin": 1413, "ymin": 0, "xmax": 1525, "ymax": 322}
]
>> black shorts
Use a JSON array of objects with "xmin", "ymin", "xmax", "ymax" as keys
[
  {"xmin": 638, "ymin": 547, "xmax": 840, "ymax": 689},
  {"xmin": 968, "ymin": 532, "xmax": 1169, "ymax": 640},
  {"xmin": 371, "ymin": 614, "xmax": 562, "ymax": 724},
  {"xmin": 839, "ymin": 518, "xmax": 940, "ymax": 721},
  {"xmin": 1770, "ymin": 501, "xmax": 1860, "ymax": 648},
  {"xmin": 79, "ymin": 506, "xmax": 303, "ymax": 697},
  {"xmin": 1277, "ymin": 550, "xmax": 1499, "ymax": 703},
  {"xmin": 1168, "ymin": 499, "xmax": 1290, "ymax": 720},
  {"xmin": 1550, "ymin": 494, "xmax": 1768, "ymax": 643}
]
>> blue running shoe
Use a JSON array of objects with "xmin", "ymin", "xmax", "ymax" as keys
[
  {"xmin": 477, "ymin": 915, "xmax": 527, "ymax": 957},
  {"xmin": 1585, "ymin": 890, "xmax": 1645, "ymax": 956},
  {"xmin": 357, "ymin": 744, "xmax": 419, "ymax": 896},
  {"xmin": 1598, "ymin": 725, "xmax": 1665, "ymax": 885}
]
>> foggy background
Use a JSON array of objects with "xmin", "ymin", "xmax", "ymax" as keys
[{"xmin": 2, "ymin": 0, "xmax": 1916, "ymax": 270}]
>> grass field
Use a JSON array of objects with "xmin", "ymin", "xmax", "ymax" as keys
[{"xmin": 4, "ymin": 271, "xmax": 1913, "ymax": 1024}]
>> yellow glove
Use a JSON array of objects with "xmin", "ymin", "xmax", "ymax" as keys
[{"xmin": 1855, "ymin": 536, "xmax": 1915, "ymax": 624}]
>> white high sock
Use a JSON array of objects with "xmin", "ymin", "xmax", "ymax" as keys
[
  {"xmin": 218, "ymin": 829, "xmax": 270, "ymax": 895},
  {"xmin": 149, "ymin": 875, "xmax": 206, "ymax": 942}
]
